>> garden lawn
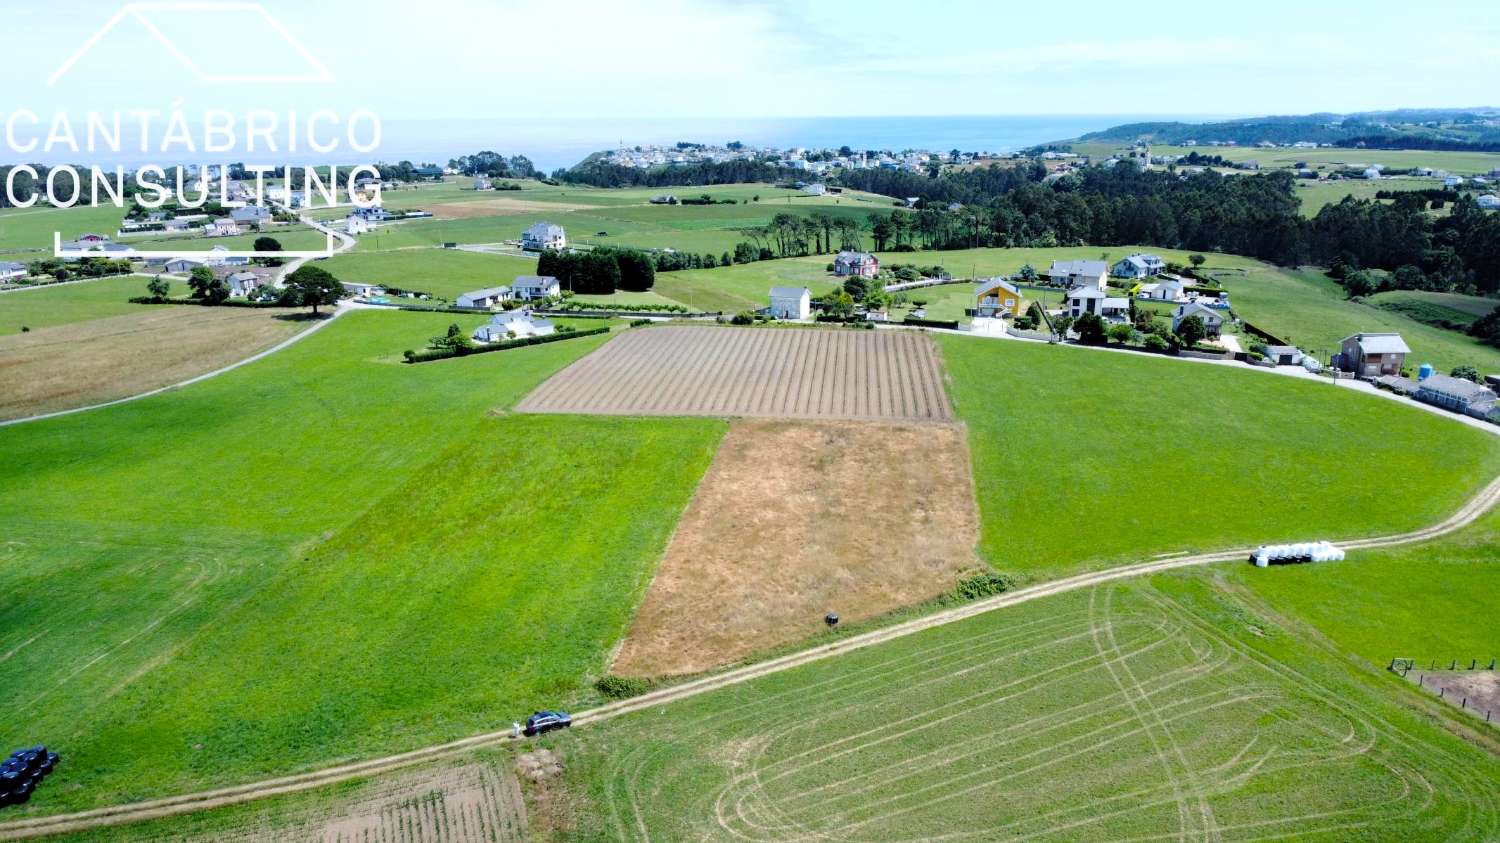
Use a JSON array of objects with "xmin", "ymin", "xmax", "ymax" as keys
[
  {"xmin": 0, "ymin": 310, "xmax": 724, "ymax": 814},
  {"xmin": 0, "ymin": 275, "xmax": 157, "ymax": 335},
  {"xmin": 937, "ymin": 335, "xmax": 1500, "ymax": 576}
]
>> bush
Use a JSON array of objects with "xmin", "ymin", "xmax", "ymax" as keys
[
  {"xmin": 731, "ymin": 311, "xmax": 756, "ymax": 325},
  {"xmin": 950, "ymin": 572, "xmax": 1019, "ymax": 601},
  {"xmin": 595, "ymin": 675, "xmax": 651, "ymax": 699},
  {"xmin": 630, "ymin": 318, "xmax": 653, "ymax": 327},
  {"xmin": 1143, "ymin": 334, "xmax": 1169, "ymax": 353}
]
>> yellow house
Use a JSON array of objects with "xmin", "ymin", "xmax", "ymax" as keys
[{"xmin": 974, "ymin": 277, "xmax": 1025, "ymax": 318}]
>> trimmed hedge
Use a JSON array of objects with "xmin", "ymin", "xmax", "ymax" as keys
[
  {"xmin": 902, "ymin": 316, "xmax": 961, "ymax": 330},
  {"xmin": 403, "ymin": 325, "xmax": 610, "ymax": 363}
]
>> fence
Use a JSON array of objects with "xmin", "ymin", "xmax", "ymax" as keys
[
  {"xmin": 882, "ymin": 278, "xmax": 963, "ymax": 293},
  {"xmin": 1388, "ymin": 657, "xmax": 1498, "ymax": 725}
]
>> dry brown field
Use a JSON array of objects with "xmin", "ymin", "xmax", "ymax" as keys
[
  {"xmin": 611, "ymin": 419, "xmax": 981, "ymax": 677},
  {"xmin": 0, "ymin": 306, "xmax": 307, "ymax": 420},
  {"xmin": 516, "ymin": 326, "xmax": 953, "ymax": 421}
]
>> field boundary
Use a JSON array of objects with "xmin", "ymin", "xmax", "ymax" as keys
[{"xmin": 3, "ymin": 470, "xmax": 1498, "ymax": 839}]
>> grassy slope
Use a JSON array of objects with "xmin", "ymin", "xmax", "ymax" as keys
[
  {"xmin": 0, "ymin": 275, "xmax": 158, "ymax": 334},
  {"xmin": 1367, "ymin": 289, "xmax": 1499, "ymax": 329},
  {"xmin": 937, "ymin": 335, "xmax": 1500, "ymax": 576},
  {"xmin": 0, "ymin": 311, "xmax": 724, "ymax": 812}
]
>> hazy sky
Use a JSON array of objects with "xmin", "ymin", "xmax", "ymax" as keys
[{"xmin": 3, "ymin": 0, "xmax": 1497, "ymax": 124}]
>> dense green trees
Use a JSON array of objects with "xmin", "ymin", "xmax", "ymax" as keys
[{"xmin": 187, "ymin": 266, "xmax": 228, "ymax": 304}]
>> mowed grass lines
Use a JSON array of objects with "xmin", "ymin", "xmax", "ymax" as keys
[
  {"xmin": 938, "ymin": 335, "xmax": 1500, "ymax": 575},
  {"xmin": 518, "ymin": 326, "xmax": 952, "ymax": 421},
  {"xmin": 0, "ymin": 312, "xmax": 724, "ymax": 813},
  {"xmin": 555, "ymin": 579, "xmax": 1500, "ymax": 841}
]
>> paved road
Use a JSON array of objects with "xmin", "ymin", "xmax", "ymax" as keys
[{"xmin": 3, "ymin": 471, "xmax": 1498, "ymax": 840}]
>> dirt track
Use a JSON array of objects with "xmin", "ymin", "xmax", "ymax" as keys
[
  {"xmin": 4, "ymin": 472, "xmax": 1499, "ymax": 840},
  {"xmin": 516, "ymin": 326, "xmax": 953, "ymax": 421}
]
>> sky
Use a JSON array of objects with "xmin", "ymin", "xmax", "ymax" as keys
[
  {"xmin": 1, "ymin": 0, "xmax": 1498, "ymax": 170},
  {"xmin": 2, "ymin": 0, "xmax": 1497, "ymax": 120}
]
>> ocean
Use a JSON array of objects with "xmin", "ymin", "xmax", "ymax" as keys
[{"xmin": 373, "ymin": 114, "xmax": 1218, "ymax": 173}]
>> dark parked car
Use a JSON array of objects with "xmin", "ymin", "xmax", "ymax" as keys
[{"xmin": 523, "ymin": 711, "xmax": 572, "ymax": 737}]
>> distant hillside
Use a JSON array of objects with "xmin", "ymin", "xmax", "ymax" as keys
[{"xmin": 1078, "ymin": 109, "xmax": 1500, "ymax": 152}]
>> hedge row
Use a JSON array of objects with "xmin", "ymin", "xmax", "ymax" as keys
[
  {"xmin": 403, "ymin": 325, "xmax": 611, "ymax": 363},
  {"xmin": 130, "ymin": 296, "xmax": 285, "ymax": 309}
]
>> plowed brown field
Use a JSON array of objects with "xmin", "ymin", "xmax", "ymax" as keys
[{"xmin": 515, "ymin": 326, "xmax": 953, "ymax": 421}]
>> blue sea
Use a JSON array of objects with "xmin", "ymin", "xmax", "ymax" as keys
[{"xmin": 375, "ymin": 115, "xmax": 1224, "ymax": 173}]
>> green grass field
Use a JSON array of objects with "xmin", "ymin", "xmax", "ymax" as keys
[
  {"xmin": 540, "ymin": 573, "xmax": 1500, "ymax": 841},
  {"xmin": 1292, "ymin": 177, "xmax": 1440, "ymax": 218},
  {"xmin": 318, "ymin": 247, "xmax": 540, "ymax": 301},
  {"xmin": 0, "ymin": 311, "xmax": 724, "ymax": 814},
  {"xmin": 0, "ymin": 275, "xmax": 160, "ymax": 335},
  {"xmin": 938, "ymin": 335, "xmax": 1500, "ymax": 575},
  {"xmin": 1233, "ymin": 506, "xmax": 1500, "ymax": 667}
]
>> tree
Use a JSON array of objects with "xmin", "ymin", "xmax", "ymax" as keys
[
  {"xmin": 1016, "ymin": 264, "xmax": 1038, "ymax": 283},
  {"xmin": 285, "ymin": 265, "xmax": 344, "ymax": 314},
  {"xmin": 431, "ymin": 322, "xmax": 475, "ymax": 354},
  {"xmin": 1074, "ymin": 313, "xmax": 1108, "ymax": 345},
  {"xmin": 187, "ymin": 265, "xmax": 228, "ymax": 304},
  {"xmin": 1470, "ymin": 305, "xmax": 1500, "ymax": 348},
  {"xmin": 1451, "ymin": 364, "xmax": 1480, "ymax": 383},
  {"xmin": 1107, "ymin": 322, "xmax": 1135, "ymax": 345},
  {"xmin": 1144, "ymin": 333, "xmax": 1169, "ymax": 352},
  {"xmin": 1188, "ymin": 254, "xmax": 1207, "ymax": 270},
  {"xmin": 1176, "ymin": 314, "xmax": 1207, "ymax": 348},
  {"xmin": 253, "ymin": 236, "xmax": 282, "ymax": 253},
  {"xmin": 1341, "ymin": 269, "xmax": 1377, "ymax": 298},
  {"xmin": 187, "ymin": 265, "xmax": 217, "ymax": 298},
  {"xmin": 145, "ymin": 276, "xmax": 170, "ymax": 301}
]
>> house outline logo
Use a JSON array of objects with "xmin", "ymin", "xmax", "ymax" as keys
[{"xmin": 49, "ymin": 2, "xmax": 336, "ymax": 88}]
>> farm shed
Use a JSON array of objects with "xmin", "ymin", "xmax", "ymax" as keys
[{"xmin": 456, "ymin": 286, "xmax": 513, "ymax": 309}]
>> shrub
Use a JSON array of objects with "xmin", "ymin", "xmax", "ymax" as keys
[
  {"xmin": 630, "ymin": 318, "xmax": 653, "ymax": 327},
  {"xmin": 1143, "ymin": 334, "xmax": 1169, "ymax": 352},
  {"xmin": 731, "ymin": 311, "xmax": 756, "ymax": 325},
  {"xmin": 595, "ymin": 675, "xmax": 651, "ymax": 699},
  {"xmin": 950, "ymin": 572, "xmax": 1019, "ymax": 601}
]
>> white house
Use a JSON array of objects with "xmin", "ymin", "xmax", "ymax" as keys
[
  {"xmin": 225, "ymin": 271, "xmax": 263, "ymax": 298},
  {"xmin": 473, "ymin": 310, "xmax": 555, "ymax": 342},
  {"xmin": 0, "ymin": 261, "xmax": 28, "ymax": 283},
  {"xmin": 342, "ymin": 281, "xmax": 386, "ymax": 298},
  {"xmin": 768, "ymin": 286, "xmax": 812, "ymax": 320},
  {"xmin": 1111, "ymin": 254, "xmax": 1165, "ymax": 279},
  {"xmin": 346, "ymin": 214, "xmax": 372, "ymax": 235},
  {"xmin": 1143, "ymin": 277, "xmax": 1187, "ymax": 301},
  {"xmin": 1479, "ymin": 195, "xmax": 1500, "ymax": 211},
  {"xmin": 801, "ymin": 183, "xmax": 827, "ymax": 196},
  {"xmin": 456, "ymin": 286, "xmax": 514, "ymax": 309},
  {"xmin": 473, "ymin": 175, "xmax": 493, "ymax": 191},
  {"xmin": 522, "ymin": 222, "xmax": 566, "ymax": 252},
  {"xmin": 1048, "ymin": 259, "xmax": 1108, "ymax": 290},
  {"xmin": 1172, "ymin": 301, "xmax": 1224, "ymax": 337},
  {"xmin": 511, "ymin": 275, "xmax": 562, "ymax": 301},
  {"xmin": 204, "ymin": 219, "xmax": 240, "ymax": 237},
  {"xmin": 1065, "ymin": 287, "xmax": 1129, "ymax": 322},
  {"xmin": 1363, "ymin": 167, "xmax": 1382, "ymax": 180}
]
